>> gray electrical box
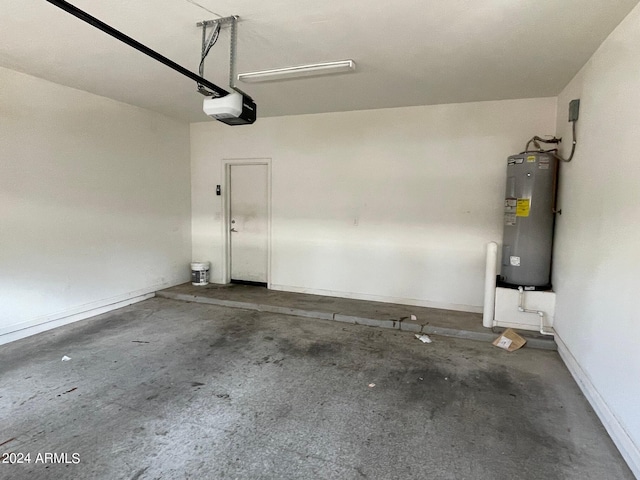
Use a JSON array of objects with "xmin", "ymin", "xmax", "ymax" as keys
[
  {"xmin": 501, "ymin": 152, "xmax": 556, "ymax": 288},
  {"xmin": 568, "ymin": 99, "xmax": 580, "ymax": 122}
]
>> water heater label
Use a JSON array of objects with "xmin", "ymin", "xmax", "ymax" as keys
[
  {"xmin": 539, "ymin": 158, "xmax": 550, "ymax": 169},
  {"xmin": 516, "ymin": 198, "xmax": 530, "ymax": 217},
  {"xmin": 504, "ymin": 213, "xmax": 516, "ymax": 226},
  {"xmin": 527, "ymin": 156, "xmax": 536, "ymax": 163},
  {"xmin": 510, "ymin": 256, "xmax": 521, "ymax": 266}
]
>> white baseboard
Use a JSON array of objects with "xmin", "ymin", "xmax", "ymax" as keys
[
  {"xmin": 268, "ymin": 284, "xmax": 482, "ymax": 314},
  {"xmin": 555, "ymin": 332, "xmax": 640, "ymax": 478},
  {"xmin": 0, "ymin": 286, "xmax": 162, "ymax": 346}
]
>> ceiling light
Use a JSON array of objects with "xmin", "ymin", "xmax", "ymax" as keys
[{"xmin": 237, "ymin": 60, "xmax": 356, "ymax": 83}]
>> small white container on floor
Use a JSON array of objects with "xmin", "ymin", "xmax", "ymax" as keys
[{"xmin": 190, "ymin": 262, "xmax": 210, "ymax": 286}]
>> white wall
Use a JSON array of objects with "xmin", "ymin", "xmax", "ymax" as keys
[
  {"xmin": 552, "ymin": 4, "xmax": 640, "ymax": 476},
  {"xmin": 192, "ymin": 97, "xmax": 556, "ymax": 312},
  {"xmin": 0, "ymin": 67, "xmax": 192, "ymax": 343}
]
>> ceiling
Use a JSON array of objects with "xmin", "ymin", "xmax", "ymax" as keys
[{"xmin": 1, "ymin": 0, "xmax": 638, "ymax": 122}]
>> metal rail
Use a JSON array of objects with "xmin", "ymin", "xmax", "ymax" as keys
[{"xmin": 44, "ymin": 0, "xmax": 229, "ymax": 97}]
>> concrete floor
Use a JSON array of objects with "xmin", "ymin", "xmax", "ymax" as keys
[{"xmin": 0, "ymin": 297, "xmax": 633, "ymax": 479}]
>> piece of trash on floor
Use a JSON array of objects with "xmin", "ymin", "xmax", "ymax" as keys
[
  {"xmin": 57, "ymin": 387, "xmax": 77, "ymax": 397},
  {"xmin": 61, "ymin": 356, "xmax": 71, "ymax": 362},
  {"xmin": 0, "ymin": 438, "xmax": 16, "ymax": 448},
  {"xmin": 368, "ymin": 383, "xmax": 376, "ymax": 388},
  {"xmin": 410, "ymin": 314, "xmax": 417, "ymax": 321},
  {"xmin": 415, "ymin": 334, "xmax": 432, "ymax": 344},
  {"xmin": 492, "ymin": 328, "xmax": 526, "ymax": 352}
]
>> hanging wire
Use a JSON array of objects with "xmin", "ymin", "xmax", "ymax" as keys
[
  {"xmin": 522, "ymin": 121, "xmax": 577, "ymax": 162},
  {"xmin": 197, "ymin": 21, "xmax": 222, "ymax": 96},
  {"xmin": 524, "ymin": 135, "xmax": 560, "ymax": 154},
  {"xmin": 553, "ymin": 121, "xmax": 577, "ymax": 162}
]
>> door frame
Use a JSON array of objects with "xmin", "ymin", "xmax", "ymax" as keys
[{"xmin": 221, "ymin": 158, "xmax": 272, "ymax": 286}]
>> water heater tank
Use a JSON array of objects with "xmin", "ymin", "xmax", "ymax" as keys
[{"xmin": 501, "ymin": 152, "xmax": 556, "ymax": 288}]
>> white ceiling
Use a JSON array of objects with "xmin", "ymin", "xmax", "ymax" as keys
[{"xmin": 1, "ymin": 0, "xmax": 638, "ymax": 122}]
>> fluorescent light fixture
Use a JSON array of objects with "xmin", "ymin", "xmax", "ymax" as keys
[{"xmin": 238, "ymin": 60, "xmax": 356, "ymax": 83}]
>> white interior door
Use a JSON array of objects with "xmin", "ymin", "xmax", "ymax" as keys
[{"xmin": 229, "ymin": 164, "xmax": 268, "ymax": 283}]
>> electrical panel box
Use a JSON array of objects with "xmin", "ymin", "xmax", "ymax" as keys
[{"xmin": 569, "ymin": 99, "xmax": 580, "ymax": 122}]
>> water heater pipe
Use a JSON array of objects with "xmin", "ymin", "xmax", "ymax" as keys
[
  {"xmin": 517, "ymin": 286, "xmax": 554, "ymax": 336},
  {"xmin": 483, "ymin": 242, "xmax": 498, "ymax": 328}
]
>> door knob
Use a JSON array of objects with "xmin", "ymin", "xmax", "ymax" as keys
[{"xmin": 230, "ymin": 228, "xmax": 238, "ymax": 232}]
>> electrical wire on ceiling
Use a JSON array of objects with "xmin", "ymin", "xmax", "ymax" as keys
[
  {"xmin": 197, "ymin": 21, "xmax": 222, "ymax": 96},
  {"xmin": 185, "ymin": 0, "xmax": 222, "ymax": 17}
]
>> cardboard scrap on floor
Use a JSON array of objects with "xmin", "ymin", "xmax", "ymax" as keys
[{"xmin": 493, "ymin": 328, "xmax": 526, "ymax": 352}]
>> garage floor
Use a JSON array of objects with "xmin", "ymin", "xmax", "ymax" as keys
[{"xmin": 0, "ymin": 297, "xmax": 633, "ymax": 479}]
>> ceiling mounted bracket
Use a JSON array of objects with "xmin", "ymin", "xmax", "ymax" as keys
[
  {"xmin": 228, "ymin": 16, "xmax": 249, "ymax": 97},
  {"xmin": 196, "ymin": 15, "xmax": 249, "ymax": 98},
  {"xmin": 196, "ymin": 16, "xmax": 236, "ymax": 28}
]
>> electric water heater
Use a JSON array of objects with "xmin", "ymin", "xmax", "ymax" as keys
[{"xmin": 501, "ymin": 152, "xmax": 556, "ymax": 288}]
